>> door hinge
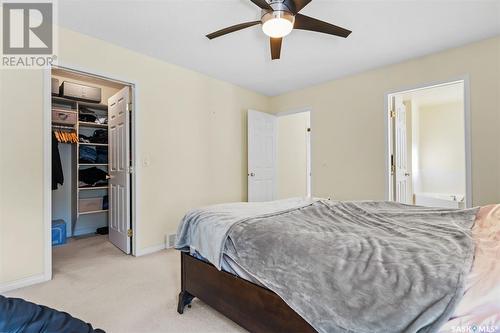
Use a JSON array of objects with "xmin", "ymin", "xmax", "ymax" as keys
[
  {"xmin": 127, "ymin": 103, "xmax": 132, "ymax": 112},
  {"xmin": 390, "ymin": 154, "xmax": 395, "ymax": 175},
  {"xmin": 390, "ymin": 110, "xmax": 396, "ymax": 118},
  {"xmin": 128, "ymin": 166, "xmax": 134, "ymax": 174},
  {"xmin": 127, "ymin": 229, "xmax": 133, "ymax": 237}
]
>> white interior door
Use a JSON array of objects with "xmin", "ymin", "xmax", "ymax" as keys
[
  {"xmin": 248, "ymin": 110, "xmax": 277, "ymax": 202},
  {"xmin": 394, "ymin": 96, "xmax": 412, "ymax": 204},
  {"xmin": 108, "ymin": 87, "xmax": 131, "ymax": 254}
]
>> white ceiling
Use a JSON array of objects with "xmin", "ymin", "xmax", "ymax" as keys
[{"xmin": 58, "ymin": 0, "xmax": 500, "ymax": 96}]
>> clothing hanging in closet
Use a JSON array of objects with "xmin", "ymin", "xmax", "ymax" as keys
[
  {"xmin": 53, "ymin": 128, "xmax": 78, "ymax": 144},
  {"xmin": 52, "ymin": 132, "xmax": 64, "ymax": 190}
]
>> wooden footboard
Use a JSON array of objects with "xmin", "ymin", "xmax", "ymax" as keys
[{"xmin": 177, "ymin": 252, "xmax": 316, "ymax": 333}]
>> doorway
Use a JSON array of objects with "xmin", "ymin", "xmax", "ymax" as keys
[
  {"xmin": 386, "ymin": 80, "xmax": 471, "ymax": 208},
  {"xmin": 49, "ymin": 66, "xmax": 136, "ymax": 271},
  {"xmin": 247, "ymin": 109, "xmax": 311, "ymax": 202}
]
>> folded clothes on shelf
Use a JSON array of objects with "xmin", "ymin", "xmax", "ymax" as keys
[
  {"xmin": 79, "ymin": 146, "xmax": 108, "ymax": 164},
  {"xmin": 79, "ymin": 129, "xmax": 107, "ymax": 144},
  {"xmin": 78, "ymin": 180, "xmax": 108, "ymax": 188},
  {"xmin": 95, "ymin": 116, "xmax": 107, "ymax": 125},
  {"xmin": 79, "ymin": 111, "xmax": 97, "ymax": 123},
  {"xmin": 79, "ymin": 145, "xmax": 96, "ymax": 163},
  {"xmin": 79, "ymin": 107, "xmax": 107, "ymax": 124},
  {"xmin": 79, "ymin": 167, "xmax": 108, "ymax": 187},
  {"xmin": 96, "ymin": 147, "xmax": 107, "ymax": 164}
]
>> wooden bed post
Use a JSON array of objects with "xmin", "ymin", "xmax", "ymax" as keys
[{"xmin": 177, "ymin": 252, "xmax": 194, "ymax": 314}]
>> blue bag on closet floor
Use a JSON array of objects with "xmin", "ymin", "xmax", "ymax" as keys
[{"xmin": 52, "ymin": 219, "xmax": 67, "ymax": 246}]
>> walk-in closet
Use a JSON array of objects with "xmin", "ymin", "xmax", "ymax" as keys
[{"xmin": 51, "ymin": 67, "xmax": 134, "ymax": 256}]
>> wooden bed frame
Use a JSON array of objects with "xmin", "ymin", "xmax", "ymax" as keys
[{"xmin": 177, "ymin": 252, "xmax": 316, "ymax": 333}]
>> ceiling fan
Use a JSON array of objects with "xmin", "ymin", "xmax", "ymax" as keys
[{"xmin": 206, "ymin": 0, "xmax": 352, "ymax": 60}]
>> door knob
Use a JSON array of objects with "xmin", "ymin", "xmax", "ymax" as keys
[
  {"xmin": 248, "ymin": 172, "xmax": 255, "ymax": 177},
  {"xmin": 404, "ymin": 173, "xmax": 411, "ymax": 176}
]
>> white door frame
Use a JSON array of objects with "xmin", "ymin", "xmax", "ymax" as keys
[
  {"xmin": 384, "ymin": 76, "xmax": 472, "ymax": 208},
  {"xmin": 276, "ymin": 108, "xmax": 313, "ymax": 198},
  {"xmin": 43, "ymin": 63, "xmax": 139, "ymax": 284}
]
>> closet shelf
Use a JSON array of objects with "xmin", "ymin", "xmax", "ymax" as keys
[
  {"xmin": 52, "ymin": 96, "xmax": 78, "ymax": 104},
  {"xmin": 78, "ymin": 142, "xmax": 108, "ymax": 146},
  {"xmin": 52, "ymin": 108, "xmax": 77, "ymax": 114},
  {"xmin": 79, "ymin": 122, "xmax": 108, "ymax": 128},
  {"xmin": 78, "ymin": 186, "xmax": 109, "ymax": 191},
  {"xmin": 79, "ymin": 163, "xmax": 108, "ymax": 167},
  {"xmin": 78, "ymin": 101, "xmax": 108, "ymax": 110},
  {"xmin": 78, "ymin": 209, "xmax": 108, "ymax": 216}
]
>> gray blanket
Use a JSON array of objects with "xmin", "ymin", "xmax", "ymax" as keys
[
  {"xmin": 175, "ymin": 197, "xmax": 319, "ymax": 269},
  {"xmin": 177, "ymin": 200, "xmax": 479, "ymax": 333}
]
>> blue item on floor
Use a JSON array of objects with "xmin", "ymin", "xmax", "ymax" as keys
[
  {"xmin": 52, "ymin": 220, "xmax": 67, "ymax": 246},
  {"xmin": 0, "ymin": 295, "xmax": 104, "ymax": 332}
]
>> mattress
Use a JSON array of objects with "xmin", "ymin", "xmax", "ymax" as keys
[{"xmin": 189, "ymin": 204, "xmax": 500, "ymax": 333}]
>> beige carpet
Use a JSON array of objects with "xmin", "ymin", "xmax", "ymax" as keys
[{"xmin": 6, "ymin": 235, "xmax": 247, "ymax": 333}]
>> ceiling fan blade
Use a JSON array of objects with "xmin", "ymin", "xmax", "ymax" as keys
[
  {"xmin": 270, "ymin": 37, "xmax": 282, "ymax": 60},
  {"xmin": 294, "ymin": 14, "xmax": 352, "ymax": 38},
  {"xmin": 250, "ymin": 0, "xmax": 273, "ymax": 10},
  {"xmin": 206, "ymin": 21, "xmax": 261, "ymax": 40},
  {"xmin": 284, "ymin": 0, "xmax": 312, "ymax": 14}
]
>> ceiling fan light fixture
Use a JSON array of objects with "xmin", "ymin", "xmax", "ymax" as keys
[
  {"xmin": 261, "ymin": 11, "xmax": 295, "ymax": 38},
  {"xmin": 205, "ymin": 0, "xmax": 352, "ymax": 60}
]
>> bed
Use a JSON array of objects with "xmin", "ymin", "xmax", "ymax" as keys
[{"xmin": 175, "ymin": 198, "xmax": 500, "ymax": 333}]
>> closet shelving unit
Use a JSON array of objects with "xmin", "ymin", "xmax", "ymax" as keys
[
  {"xmin": 52, "ymin": 95, "xmax": 109, "ymax": 236},
  {"xmin": 78, "ymin": 122, "xmax": 108, "ymax": 128}
]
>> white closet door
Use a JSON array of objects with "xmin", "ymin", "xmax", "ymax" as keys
[
  {"xmin": 248, "ymin": 110, "xmax": 277, "ymax": 202},
  {"xmin": 108, "ymin": 87, "xmax": 131, "ymax": 254}
]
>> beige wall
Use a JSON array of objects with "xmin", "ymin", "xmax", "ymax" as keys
[
  {"xmin": 270, "ymin": 36, "xmax": 500, "ymax": 206},
  {"xmin": 1, "ymin": 70, "xmax": 46, "ymax": 283},
  {"xmin": 415, "ymin": 101, "xmax": 466, "ymax": 196},
  {"xmin": 276, "ymin": 112, "xmax": 309, "ymax": 199},
  {"xmin": 0, "ymin": 27, "xmax": 269, "ymax": 285}
]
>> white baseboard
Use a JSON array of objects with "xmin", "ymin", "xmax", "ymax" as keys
[
  {"xmin": 135, "ymin": 243, "xmax": 168, "ymax": 257},
  {"xmin": 0, "ymin": 274, "xmax": 49, "ymax": 294}
]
